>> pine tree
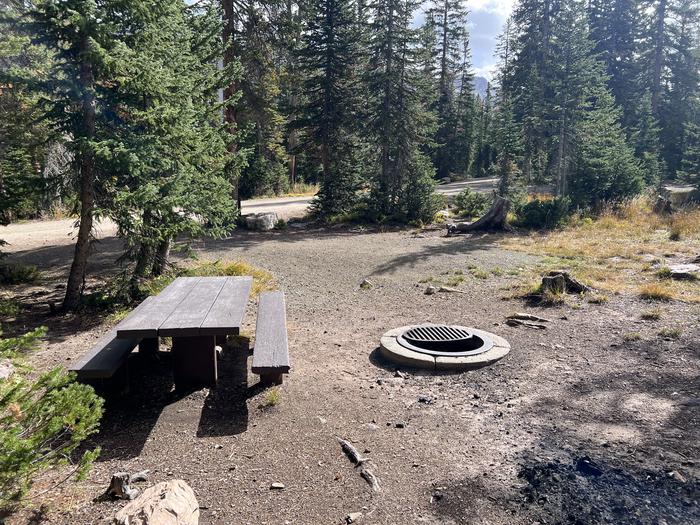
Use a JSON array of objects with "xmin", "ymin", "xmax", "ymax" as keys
[
  {"xmin": 658, "ymin": 0, "xmax": 699, "ymax": 176},
  {"xmin": 237, "ymin": 4, "xmax": 289, "ymax": 199},
  {"xmin": 632, "ymin": 92, "xmax": 664, "ymax": 184},
  {"xmin": 365, "ymin": 0, "xmax": 438, "ymax": 221},
  {"xmin": 426, "ymin": 0, "xmax": 469, "ymax": 179},
  {"xmin": 677, "ymin": 96, "xmax": 700, "ymax": 188},
  {"xmin": 298, "ymin": 0, "xmax": 364, "ymax": 216},
  {"xmin": 21, "ymin": 0, "xmax": 129, "ymax": 309},
  {"xmin": 452, "ymin": 36, "xmax": 477, "ymax": 177},
  {"xmin": 472, "ymin": 84, "xmax": 496, "ymax": 178},
  {"xmin": 569, "ymin": 89, "xmax": 644, "ymax": 206},
  {"xmin": 109, "ymin": 0, "xmax": 237, "ymax": 284},
  {"xmin": 587, "ymin": 0, "xmax": 643, "ymax": 130}
]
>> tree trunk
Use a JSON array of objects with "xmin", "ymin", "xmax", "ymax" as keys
[
  {"xmin": 222, "ymin": 0, "xmax": 240, "ymax": 211},
  {"xmin": 152, "ymin": 237, "xmax": 172, "ymax": 276},
  {"xmin": 448, "ymin": 196, "xmax": 511, "ymax": 234},
  {"xmin": 63, "ymin": 35, "xmax": 96, "ymax": 311}
]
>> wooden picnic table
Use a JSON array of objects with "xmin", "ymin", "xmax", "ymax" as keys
[{"xmin": 116, "ymin": 276, "xmax": 252, "ymax": 388}]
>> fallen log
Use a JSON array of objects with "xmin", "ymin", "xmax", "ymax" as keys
[{"xmin": 448, "ymin": 196, "xmax": 511, "ymax": 235}]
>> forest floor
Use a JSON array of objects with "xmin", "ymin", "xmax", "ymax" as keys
[{"xmin": 1, "ymin": 216, "xmax": 699, "ymax": 524}]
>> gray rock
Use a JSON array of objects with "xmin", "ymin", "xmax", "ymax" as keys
[
  {"xmin": 659, "ymin": 184, "xmax": 698, "ymax": 207},
  {"xmin": 255, "ymin": 212, "xmax": 278, "ymax": 231},
  {"xmin": 425, "ymin": 285, "xmax": 437, "ymax": 295},
  {"xmin": 668, "ymin": 264, "xmax": 700, "ymax": 280},
  {"xmin": 270, "ymin": 482, "xmax": 285, "ymax": 490},
  {"xmin": 113, "ymin": 480, "xmax": 199, "ymax": 525},
  {"xmin": 346, "ymin": 512, "xmax": 363, "ymax": 523},
  {"xmin": 244, "ymin": 212, "xmax": 279, "ymax": 231},
  {"xmin": 0, "ymin": 360, "xmax": 13, "ymax": 380}
]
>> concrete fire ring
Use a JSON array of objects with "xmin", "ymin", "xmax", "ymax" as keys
[{"xmin": 379, "ymin": 325, "xmax": 510, "ymax": 371}]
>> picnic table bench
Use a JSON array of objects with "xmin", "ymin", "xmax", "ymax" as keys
[{"xmin": 70, "ymin": 276, "xmax": 291, "ymax": 390}]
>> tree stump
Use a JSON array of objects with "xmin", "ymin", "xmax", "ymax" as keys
[
  {"xmin": 540, "ymin": 274, "xmax": 566, "ymax": 295},
  {"xmin": 652, "ymin": 195, "xmax": 673, "ymax": 215},
  {"xmin": 545, "ymin": 270, "xmax": 591, "ymax": 293},
  {"xmin": 448, "ymin": 196, "xmax": 510, "ymax": 234}
]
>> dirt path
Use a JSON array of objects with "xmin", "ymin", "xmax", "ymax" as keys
[{"xmin": 2, "ymin": 225, "xmax": 698, "ymax": 525}]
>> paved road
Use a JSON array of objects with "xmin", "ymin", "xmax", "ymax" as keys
[
  {"xmin": 244, "ymin": 177, "xmax": 498, "ymax": 219},
  {"xmin": 1, "ymin": 178, "xmax": 498, "ymax": 251}
]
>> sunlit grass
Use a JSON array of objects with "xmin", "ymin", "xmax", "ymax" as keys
[{"xmin": 501, "ymin": 196, "xmax": 700, "ymax": 302}]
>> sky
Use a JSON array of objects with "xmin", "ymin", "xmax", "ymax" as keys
[
  {"xmin": 416, "ymin": 0, "xmax": 517, "ymax": 80},
  {"xmin": 466, "ymin": 0, "xmax": 516, "ymax": 79}
]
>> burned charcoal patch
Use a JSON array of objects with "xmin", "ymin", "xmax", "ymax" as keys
[{"xmin": 517, "ymin": 455, "xmax": 699, "ymax": 525}]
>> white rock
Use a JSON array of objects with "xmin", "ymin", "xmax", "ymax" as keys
[
  {"xmin": 270, "ymin": 482, "xmax": 285, "ymax": 490},
  {"xmin": 0, "ymin": 360, "xmax": 13, "ymax": 380},
  {"xmin": 114, "ymin": 480, "xmax": 199, "ymax": 525},
  {"xmin": 668, "ymin": 264, "xmax": 700, "ymax": 280},
  {"xmin": 255, "ymin": 212, "xmax": 278, "ymax": 231}
]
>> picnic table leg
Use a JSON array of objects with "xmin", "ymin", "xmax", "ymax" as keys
[
  {"xmin": 139, "ymin": 337, "xmax": 159, "ymax": 358},
  {"xmin": 172, "ymin": 336, "xmax": 218, "ymax": 388}
]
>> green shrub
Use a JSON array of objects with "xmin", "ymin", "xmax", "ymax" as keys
[
  {"xmin": 0, "ymin": 263, "xmax": 40, "ymax": 285},
  {"xmin": 0, "ymin": 328, "xmax": 103, "ymax": 516},
  {"xmin": 516, "ymin": 197, "xmax": 571, "ymax": 229},
  {"xmin": 454, "ymin": 188, "xmax": 490, "ymax": 218}
]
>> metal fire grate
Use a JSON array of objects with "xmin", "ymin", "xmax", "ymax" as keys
[{"xmin": 397, "ymin": 324, "xmax": 493, "ymax": 357}]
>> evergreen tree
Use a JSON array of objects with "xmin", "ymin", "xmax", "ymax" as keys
[
  {"xmin": 108, "ymin": 0, "xmax": 237, "ymax": 285},
  {"xmin": 632, "ymin": 92, "xmax": 664, "ymax": 184},
  {"xmin": 587, "ymin": 0, "xmax": 643, "ymax": 130},
  {"xmin": 237, "ymin": 4, "xmax": 289, "ymax": 199},
  {"xmin": 677, "ymin": 96, "xmax": 700, "ymax": 188},
  {"xmin": 658, "ymin": 0, "xmax": 699, "ymax": 176},
  {"xmin": 569, "ymin": 89, "xmax": 644, "ymax": 206},
  {"xmin": 426, "ymin": 0, "xmax": 469, "ymax": 179},
  {"xmin": 472, "ymin": 84, "xmax": 496, "ymax": 178},
  {"xmin": 365, "ymin": 0, "xmax": 438, "ymax": 221},
  {"xmin": 508, "ymin": 0, "xmax": 556, "ymax": 184},
  {"xmin": 298, "ymin": 0, "xmax": 364, "ymax": 216},
  {"xmin": 452, "ymin": 37, "xmax": 477, "ymax": 177}
]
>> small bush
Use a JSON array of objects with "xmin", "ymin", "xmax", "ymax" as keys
[
  {"xmin": 658, "ymin": 326, "xmax": 682, "ymax": 339},
  {"xmin": 274, "ymin": 218, "xmax": 288, "ymax": 230},
  {"xmin": 516, "ymin": 197, "xmax": 571, "ymax": 230},
  {"xmin": 656, "ymin": 267, "xmax": 672, "ymax": 279},
  {"xmin": 0, "ymin": 264, "xmax": 40, "ymax": 285},
  {"xmin": 454, "ymin": 188, "xmax": 490, "ymax": 218},
  {"xmin": 263, "ymin": 387, "xmax": 280, "ymax": 407},
  {"xmin": 623, "ymin": 332, "xmax": 642, "ymax": 342},
  {"xmin": 0, "ymin": 298, "xmax": 21, "ymax": 317},
  {"xmin": 0, "ymin": 328, "xmax": 103, "ymax": 516}
]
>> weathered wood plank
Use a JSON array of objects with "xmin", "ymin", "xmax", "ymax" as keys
[
  {"xmin": 200, "ymin": 277, "xmax": 252, "ymax": 335},
  {"xmin": 116, "ymin": 277, "xmax": 200, "ymax": 338},
  {"xmin": 252, "ymin": 291, "xmax": 290, "ymax": 373},
  {"xmin": 70, "ymin": 297, "xmax": 159, "ymax": 377},
  {"xmin": 158, "ymin": 277, "xmax": 228, "ymax": 337}
]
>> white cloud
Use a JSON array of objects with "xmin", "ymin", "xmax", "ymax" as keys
[{"xmin": 466, "ymin": 0, "xmax": 516, "ymax": 17}]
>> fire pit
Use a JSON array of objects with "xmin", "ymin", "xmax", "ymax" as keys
[{"xmin": 379, "ymin": 324, "xmax": 510, "ymax": 371}]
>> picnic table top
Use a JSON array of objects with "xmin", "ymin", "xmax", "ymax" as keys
[{"xmin": 116, "ymin": 276, "xmax": 253, "ymax": 339}]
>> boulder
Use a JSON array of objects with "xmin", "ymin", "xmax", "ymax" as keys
[
  {"xmin": 244, "ymin": 212, "xmax": 278, "ymax": 231},
  {"xmin": 114, "ymin": 480, "xmax": 199, "ymax": 525}
]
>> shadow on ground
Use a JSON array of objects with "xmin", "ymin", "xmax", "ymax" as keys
[
  {"xmin": 91, "ymin": 344, "xmax": 258, "ymax": 461},
  {"xmin": 432, "ymin": 335, "xmax": 700, "ymax": 524}
]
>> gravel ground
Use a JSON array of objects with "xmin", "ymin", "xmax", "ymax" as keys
[{"xmin": 2, "ymin": 223, "xmax": 699, "ymax": 525}]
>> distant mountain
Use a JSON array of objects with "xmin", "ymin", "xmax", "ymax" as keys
[{"xmin": 472, "ymin": 76, "xmax": 489, "ymax": 99}]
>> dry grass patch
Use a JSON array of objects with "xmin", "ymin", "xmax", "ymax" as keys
[
  {"xmin": 639, "ymin": 283, "xmax": 674, "ymax": 302},
  {"xmin": 501, "ymin": 197, "xmax": 700, "ymax": 302},
  {"xmin": 641, "ymin": 307, "xmax": 663, "ymax": 320}
]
